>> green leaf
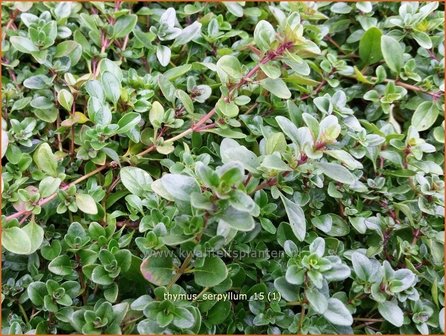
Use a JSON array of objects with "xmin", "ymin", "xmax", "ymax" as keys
[
  {"xmin": 48, "ymin": 255, "xmax": 73, "ymax": 276},
  {"xmin": 101, "ymin": 71, "xmax": 121, "ymax": 104},
  {"xmin": 176, "ymin": 90, "xmax": 194, "ymax": 114},
  {"xmin": 134, "ymin": 28, "xmax": 156, "ymax": 49},
  {"xmin": 62, "ymin": 281, "xmax": 81, "ymax": 298},
  {"xmin": 108, "ymin": 302, "xmax": 129, "ymax": 332},
  {"xmin": 92, "ymin": 266, "xmax": 114, "ymax": 285},
  {"xmin": 194, "ymin": 256, "xmax": 228, "ymax": 287},
  {"xmin": 412, "ymin": 30, "xmax": 432, "ymax": 49},
  {"xmin": 54, "ymin": 41, "xmax": 82, "ymax": 66},
  {"xmin": 352, "ymin": 252, "xmax": 373, "ymax": 280},
  {"xmin": 275, "ymin": 116, "xmax": 301, "ymax": 145},
  {"xmin": 172, "ymin": 307, "xmax": 195, "ymax": 328},
  {"xmin": 33, "ymin": 143, "xmax": 58, "ymax": 177},
  {"xmin": 117, "ymin": 112, "xmax": 141, "ymax": 134},
  {"xmin": 265, "ymin": 132, "xmax": 287, "ymax": 154},
  {"xmin": 325, "ymin": 150, "xmax": 363, "ymax": 170},
  {"xmin": 75, "ymin": 194, "xmax": 98, "ymax": 215},
  {"xmin": 219, "ymin": 162, "xmax": 244, "ymax": 186},
  {"xmin": 99, "ymin": 59, "xmax": 123, "ymax": 81},
  {"xmin": 217, "ymin": 55, "xmax": 242, "ymax": 81},
  {"xmin": 149, "ymin": 101, "xmax": 165, "ymax": 128},
  {"xmin": 164, "ymin": 64, "xmax": 192, "ymax": 80},
  {"xmin": 156, "ymin": 45, "xmax": 171, "ymax": 67},
  {"xmin": 220, "ymin": 138, "xmax": 259, "ymax": 173},
  {"xmin": 217, "ymin": 99, "xmax": 239, "ymax": 118},
  {"xmin": 261, "ymin": 154, "xmax": 291, "ymax": 171},
  {"xmin": 23, "ymin": 75, "xmax": 52, "ymax": 89},
  {"xmin": 10, "ymin": 36, "xmax": 39, "ymax": 53},
  {"xmin": 322, "ymin": 298, "xmax": 353, "ymax": 326},
  {"xmin": 112, "ymin": 14, "xmax": 137, "ymax": 38},
  {"xmin": 359, "ymin": 27, "xmax": 383, "ymax": 65},
  {"xmin": 381, "ymin": 36, "xmax": 403, "ymax": 73},
  {"xmin": 174, "ymin": 21, "xmax": 202, "ymax": 46},
  {"xmin": 155, "ymin": 173, "xmax": 199, "ymax": 202},
  {"xmin": 206, "ymin": 301, "xmax": 231, "ymax": 325},
  {"xmin": 412, "ymin": 101, "xmax": 439, "ymax": 131},
  {"xmin": 318, "ymin": 115, "xmax": 340, "ymax": 142},
  {"xmin": 285, "ymin": 265, "xmax": 304, "ymax": 285},
  {"xmin": 378, "ymin": 301, "xmax": 404, "ymax": 327},
  {"xmin": 88, "ymin": 97, "xmax": 112, "ymax": 125},
  {"xmin": 41, "ymin": 240, "xmax": 62, "ymax": 260},
  {"xmin": 31, "ymin": 96, "xmax": 54, "ymax": 110},
  {"xmin": 324, "ymin": 214, "xmax": 350, "ymax": 237},
  {"xmin": 9, "ymin": 322, "xmax": 23, "ymax": 335},
  {"xmin": 140, "ymin": 253, "xmax": 174, "ymax": 286},
  {"xmin": 22, "ymin": 221, "xmax": 44, "ymax": 254},
  {"xmin": 316, "ymin": 162, "xmax": 357, "ymax": 185},
  {"xmin": 2, "ymin": 227, "xmax": 31, "ymax": 255},
  {"xmin": 11, "ymin": 97, "xmax": 32, "ymax": 111},
  {"xmin": 389, "ymin": 269, "xmax": 416, "ymax": 293},
  {"xmin": 273, "ymin": 277, "xmax": 300, "ymax": 301},
  {"xmin": 44, "ymin": 295, "xmax": 58, "ymax": 312},
  {"xmin": 218, "ymin": 206, "xmax": 255, "ymax": 231},
  {"xmin": 354, "ymin": 66, "xmax": 373, "ymax": 84},
  {"xmin": 58, "ymin": 89, "xmax": 74, "ymax": 111},
  {"xmin": 54, "ymin": 2, "xmax": 72, "ymax": 19},
  {"xmin": 324, "ymin": 263, "xmax": 351, "ymax": 281},
  {"xmin": 305, "ymin": 288, "xmax": 328, "ymax": 314},
  {"xmin": 260, "ymin": 78, "xmax": 291, "ymax": 99},
  {"xmin": 303, "ymin": 113, "xmax": 321, "ymax": 139},
  {"xmin": 120, "ymin": 167, "xmax": 153, "ymax": 197},
  {"xmin": 254, "ymin": 20, "xmax": 276, "ymax": 51},
  {"xmin": 158, "ymin": 75, "xmax": 176, "ymax": 103},
  {"xmin": 280, "ymin": 195, "xmax": 306, "ymax": 242},
  {"xmin": 224, "ymin": 2, "xmax": 244, "ymax": 17},
  {"xmin": 309, "ymin": 237, "xmax": 325, "ymax": 257},
  {"xmin": 27, "ymin": 282, "xmax": 47, "ymax": 306},
  {"xmin": 205, "ymin": 127, "xmax": 246, "ymax": 139},
  {"xmin": 85, "ymin": 80, "xmax": 105, "ymax": 102}
]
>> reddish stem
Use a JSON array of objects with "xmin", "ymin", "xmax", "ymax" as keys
[
  {"xmin": 193, "ymin": 41, "xmax": 294, "ymax": 131},
  {"xmin": 5, "ymin": 164, "xmax": 111, "ymax": 221},
  {"xmin": 301, "ymin": 69, "xmax": 336, "ymax": 100}
]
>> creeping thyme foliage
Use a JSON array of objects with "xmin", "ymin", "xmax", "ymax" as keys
[{"xmin": 1, "ymin": 1, "xmax": 445, "ymax": 335}]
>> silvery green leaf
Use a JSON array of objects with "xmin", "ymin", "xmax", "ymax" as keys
[
  {"xmin": 261, "ymin": 154, "xmax": 291, "ymax": 171},
  {"xmin": 316, "ymin": 162, "xmax": 357, "ymax": 185},
  {"xmin": 309, "ymin": 237, "xmax": 325, "ymax": 257},
  {"xmin": 351, "ymin": 252, "xmax": 379, "ymax": 281},
  {"xmin": 305, "ymin": 288, "xmax": 328, "ymax": 314},
  {"xmin": 378, "ymin": 301, "xmax": 404, "ymax": 327},
  {"xmin": 120, "ymin": 167, "xmax": 153, "ymax": 197},
  {"xmin": 322, "ymin": 298, "xmax": 353, "ymax": 326},
  {"xmin": 174, "ymin": 21, "xmax": 202, "ymax": 45},
  {"xmin": 160, "ymin": 8, "xmax": 176, "ymax": 27},
  {"xmin": 156, "ymin": 45, "xmax": 171, "ymax": 67},
  {"xmin": 280, "ymin": 195, "xmax": 306, "ymax": 241},
  {"xmin": 220, "ymin": 138, "xmax": 259, "ymax": 173}
]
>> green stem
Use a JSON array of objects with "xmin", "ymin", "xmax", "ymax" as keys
[
  {"xmin": 353, "ymin": 317, "xmax": 384, "ymax": 322},
  {"xmin": 166, "ymin": 253, "xmax": 193, "ymax": 289},
  {"xmin": 192, "ymin": 287, "xmax": 209, "ymax": 302},
  {"xmin": 298, "ymin": 304, "xmax": 306, "ymax": 333},
  {"xmin": 18, "ymin": 303, "xmax": 30, "ymax": 324},
  {"xmin": 342, "ymin": 74, "xmax": 440, "ymax": 98}
]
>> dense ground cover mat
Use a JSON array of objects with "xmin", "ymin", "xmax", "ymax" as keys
[{"xmin": 1, "ymin": 1, "xmax": 445, "ymax": 335}]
